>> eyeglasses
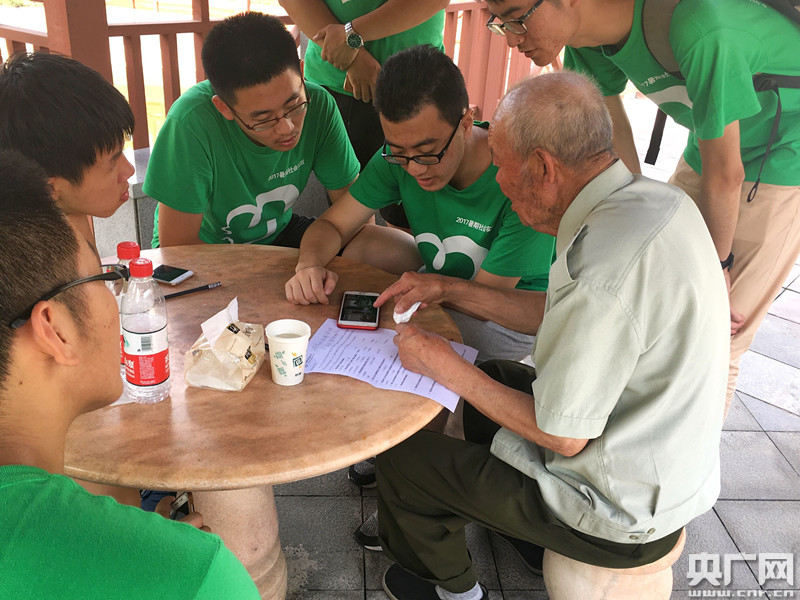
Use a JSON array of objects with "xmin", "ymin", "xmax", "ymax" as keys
[
  {"xmin": 228, "ymin": 83, "xmax": 311, "ymax": 132},
  {"xmin": 8, "ymin": 264, "xmax": 129, "ymax": 330},
  {"xmin": 486, "ymin": 0, "xmax": 544, "ymax": 36},
  {"xmin": 382, "ymin": 119, "xmax": 462, "ymax": 166}
]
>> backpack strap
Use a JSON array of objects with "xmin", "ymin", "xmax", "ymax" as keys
[
  {"xmin": 746, "ymin": 74, "xmax": 800, "ymax": 201},
  {"xmin": 641, "ymin": 0, "xmax": 683, "ymax": 79},
  {"xmin": 641, "ymin": 0, "xmax": 682, "ymax": 164}
]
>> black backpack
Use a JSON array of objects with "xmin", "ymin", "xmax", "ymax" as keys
[{"xmin": 641, "ymin": 0, "xmax": 800, "ymax": 200}]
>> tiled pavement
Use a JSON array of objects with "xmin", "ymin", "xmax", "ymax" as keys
[{"xmin": 274, "ymin": 95, "xmax": 800, "ymax": 598}]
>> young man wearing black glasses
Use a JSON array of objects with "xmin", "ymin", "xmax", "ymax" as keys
[
  {"xmin": 286, "ymin": 47, "xmax": 556, "ymax": 540},
  {"xmin": 286, "ymin": 45, "xmax": 555, "ymax": 363},
  {"xmin": 144, "ymin": 12, "xmax": 362, "ymax": 250},
  {"xmin": 0, "ymin": 150, "xmax": 260, "ymax": 599}
]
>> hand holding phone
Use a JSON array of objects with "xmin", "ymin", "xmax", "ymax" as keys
[
  {"xmin": 169, "ymin": 491, "xmax": 194, "ymax": 521},
  {"xmin": 153, "ymin": 264, "xmax": 194, "ymax": 286},
  {"xmin": 337, "ymin": 291, "xmax": 380, "ymax": 330}
]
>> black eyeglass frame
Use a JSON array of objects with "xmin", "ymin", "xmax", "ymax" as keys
[
  {"xmin": 381, "ymin": 118, "xmax": 463, "ymax": 166},
  {"xmin": 8, "ymin": 264, "xmax": 129, "ymax": 330},
  {"xmin": 227, "ymin": 82, "xmax": 311, "ymax": 132},
  {"xmin": 485, "ymin": 0, "xmax": 545, "ymax": 36}
]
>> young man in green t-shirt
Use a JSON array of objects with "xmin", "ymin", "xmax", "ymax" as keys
[
  {"xmin": 286, "ymin": 45, "xmax": 555, "ymax": 363},
  {"xmin": 286, "ymin": 46, "xmax": 556, "ymax": 541},
  {"xmin": 484, "ymin": 0, "xmax": 800, "ymax": 415},
  {"xmin": 0, "ymin": 151, "xmax": 260, "ymax": 599},
  {"xmin": 143, "ymin": 12, "xmax": 361, "ymax": 249}
]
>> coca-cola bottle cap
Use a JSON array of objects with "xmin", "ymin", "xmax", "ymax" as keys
[{"xmin": 129, "ymin": 258, "xmax": 153, "ymax": 278}]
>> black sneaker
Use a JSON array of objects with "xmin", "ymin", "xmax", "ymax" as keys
[
  {"xmin": 493, "ymin": 531, "xmax": 544, "ymax": 576},
  {"xmin": 382, "ymin": 563, "xmax": 487, "ymax": 600},
  {"xmin": 353, "ymin": 510, "xmax": 382, "ymax": 551},
  {"xmin": 348, "ymin": 457, "xmax": 376, "ymax": 488}
]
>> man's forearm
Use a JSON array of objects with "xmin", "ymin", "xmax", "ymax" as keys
[
  {"xmin": 697, "ymin": 124, "xmax": 746, "ymax": 260},
  {"xmin": 278, "ymin": 0, "xmax": 339, "ymax": 40},
  {"xmin": 442, "ymin": 279, "xmax": 546, "ymax": 335},
  {"xmin": 280, "ymin": 0, "xmax": 447, "ymax": 42},
  {"xmin": 351, "ymin": 0, "xmax": 449, "ymax": 41},
  {"xmin": 436, "ymin": 356, "xmax": 585, "ymax": 456},
  {"xmin": 295, "ymin": 219, "xmax": 345, "ymax": 272}
]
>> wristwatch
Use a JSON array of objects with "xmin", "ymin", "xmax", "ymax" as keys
[
  {"xmin": 720, "ymin": 252, "xmax": 735, "ymax": 271},
  {"xmin": 344, "ymin": 22, "xmax": 364, "ymax": 49}
]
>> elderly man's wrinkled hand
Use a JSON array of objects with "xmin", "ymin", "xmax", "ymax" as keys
[
  {"xmin": 393, "ymin": 323, "xmax": 457, "ymax": 381},
  {"xmin": 376, "ymin": 271, "xmax": 449, "ymax": 315},
  {"xmin": 285, "ymin": 266, "xmax": 338, "ymax": 305}
]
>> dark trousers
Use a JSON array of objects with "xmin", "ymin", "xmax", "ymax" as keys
[
  {"xmin": 324, "ymin": 86, "xmax": 410, "ymax": 229},
  {"xmin": 375, "ymin": 359, "xmax": 683, "ymax": 593}
]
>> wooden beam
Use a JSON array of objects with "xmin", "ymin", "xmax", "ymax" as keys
[{"xmin": 43, "ymin": 0, "xmax": 112, "ymax": 81}]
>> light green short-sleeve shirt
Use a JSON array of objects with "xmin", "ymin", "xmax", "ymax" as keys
[{"xmin": 491, "ymin": 161, "xmax": 729, "ymax": 544}]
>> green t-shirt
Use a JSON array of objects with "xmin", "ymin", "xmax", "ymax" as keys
[
  {"xmin": 349, "ymin": 124, "xmax": 555, "ymax": 291},
  {"xmin": 0, "ymin": 466, "xmax": 260, "ymax": 599},
  {"xmin": 304, "ymin": 1, "xmax": 446, "ymax": 96},
  {"xmin": 564, "ymin": 0, "xmax": 800, "ymax": 185},
  {"xmin": 143, "ymin": 80, "xmax": 360, "ymax": 246}
]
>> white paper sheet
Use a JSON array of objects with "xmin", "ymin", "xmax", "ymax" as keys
[{"xmin": 304, "ymin": 319, "xmax": 478, "ymax": 412}]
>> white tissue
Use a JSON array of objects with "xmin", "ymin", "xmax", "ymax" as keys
[
  {"xmin": 393, "ymin": 301, "xmax": 422, "ymax": 324},
  {"xmin": 201, "ymin": 297, "xmax": 239, "ymax": 346}
]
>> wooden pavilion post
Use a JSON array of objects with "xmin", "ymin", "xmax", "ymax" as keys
[{"xmin": 43, "ymin": 0, "xmax": 112, "ymax": 81}]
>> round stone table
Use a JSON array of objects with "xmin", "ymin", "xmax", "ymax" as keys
[{"xmin": 63, "ymin": 244, "xmax": 459, "ymax": 599}]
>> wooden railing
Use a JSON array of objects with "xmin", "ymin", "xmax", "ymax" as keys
[{"xmin": 0, "ymin": 0, "xmax": 558, "ymax": 150}]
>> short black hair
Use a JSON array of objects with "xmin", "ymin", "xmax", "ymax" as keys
[
  {"xmin": 0, "ymin": 150, "xmax": 85, "ymax": 390},
  {"xmin": 374, "ymin": 45, "xmax": 469, "ymax": 127},
  {"xmin": 201, "ymin": 12, "xmax": 301, "ymax": 105},
  {"xmin": 0, "ymin": 52, "xmax": 134, "ymax": 184}
]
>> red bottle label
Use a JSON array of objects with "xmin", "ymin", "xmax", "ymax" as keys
[{"xmin": 123, "ymin": 327, "xmax": 170, "ymax": 386}]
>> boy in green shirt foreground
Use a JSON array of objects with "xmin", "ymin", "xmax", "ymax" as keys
[{"xmin": 0, "ymin": 151, "xmax": 259, "ymax": 599}]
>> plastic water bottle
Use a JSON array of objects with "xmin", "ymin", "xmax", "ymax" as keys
[
  {"xmin": 121, "ymin": 258, "xmax": 171, "ymax": 404},
  {"xmin": 116, "ymin": 241, "xmax": 140, "ymax": 380}
]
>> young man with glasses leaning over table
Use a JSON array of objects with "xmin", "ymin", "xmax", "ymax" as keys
[
  {"xmin": 285, "ymin": 45, "xmax": 556, "ymax": 547},
  {"xmin": 0, "ymin": 150, "xmax": 260, "ymax": 599},
  {"xmin": 145, "ymin": 11, "xmax": 419, "ymax": 270}
]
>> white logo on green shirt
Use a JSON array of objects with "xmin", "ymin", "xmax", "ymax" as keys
[
  {"xmin": 415, "ymin": 232, "xmax": 489, "ymax": 279},
  {"xmin": 222, "ymin": 184, "xmax": 299, "ymax": 244},
  {"xmin": 645, "ymin": 84, "xmax": 693, "ymax": 109}
]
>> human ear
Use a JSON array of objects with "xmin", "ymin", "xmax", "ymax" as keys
[
  {"xmin": 211, "ymin": 95, "xmax": 235, "ymax": 121},
  {"xmin": 28, "ymin": 302, "xmax": 81, "ymax": 367},
  {"xmin": 532, "ymin": 148, "xmax": 558, "ymax": 183}
]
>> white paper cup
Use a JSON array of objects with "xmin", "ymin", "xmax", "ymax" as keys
[{"xmin": 265, "ymin": 319, "xmax": 311, "ymax": 386}]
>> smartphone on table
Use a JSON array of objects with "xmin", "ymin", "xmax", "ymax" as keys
[
  {"xmin": 337, "ymin": 291, "xmax": 380, "ymax": 330},
  {"xmin": 169, "ymin": 491, "xmax": 194, "ymax": 520},
  {"xmin": 152, "ymin": 264, "xmax": 194, "ymax": 286}
]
